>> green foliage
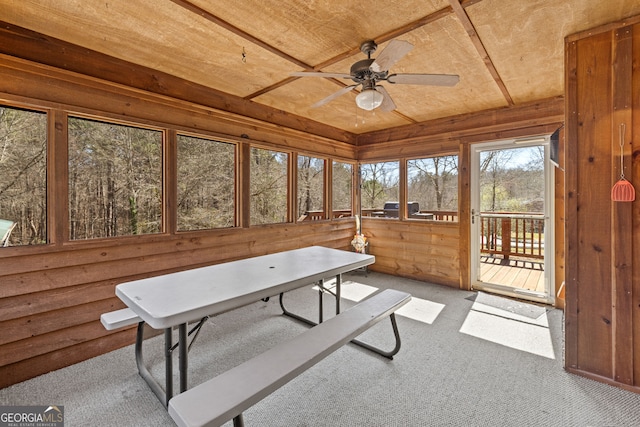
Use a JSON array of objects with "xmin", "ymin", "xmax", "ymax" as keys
[
  {"xmin": 360, "ymin": 162, "xmax": 399, "ymax": 209},
  {"xmin": 250, "ymin": 147, "xmax": 288, "ymax": 225},
  {"xmin": 68, "ymin": 117, "xmax": 162, "ymax": 239},
  {"xmin": 0, "ymin": 106, "xmax": 47, "ymax": 245},
  {"xmin": 177, "ymin": 135, "xmax": 235, "ymax": 230},
  {"xmin": 297, "ymin": 155, "xmax": 324, "ymax": 217}
]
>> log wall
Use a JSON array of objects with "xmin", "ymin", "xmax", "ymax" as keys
[
  {"xmin": 0, "ymin": 220, "xmax": 356, "ymax": 387},
  {"xmin": 0, "ymin": 23, "xmax": 565, "ymax": 388},
  {"xmin": 0, "ymin": 49, "xmax": 358, "ymax": 387}
]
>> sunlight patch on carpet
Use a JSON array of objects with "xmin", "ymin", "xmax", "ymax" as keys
[
  {"xmin": 323, "ymin": 280, "xmax": 445, "ymax": 325},
  {"xmin": 459, "ymin": 308, "xmax": 555, "ymax": 359}
]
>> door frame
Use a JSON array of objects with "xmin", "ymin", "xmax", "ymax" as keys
[{"xmin": 470, "ymin": 137, "xmax": 555, "ymax": 305}]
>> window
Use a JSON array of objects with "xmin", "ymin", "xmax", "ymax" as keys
[
  {"xmin": 360, "ymin": 161, "xmax": 399, "ymax": 218},
  {"xmin": 250, "ymin": 147, "xmax": 288, "ymax": 225},
  {"xmin": 68, "ymin": 117, "xmax": 162, "ymax": 240},
  {"xmin": 297, "ymin": 155, "xmax": 324, "ymax": 221},
  {"xmin": 0, "ymin": 106, "xmax": 47, "ymax": 246},
  {"xmin": 407, "ymin": 155, "xmax": 458, "ymax": 221},
  {"xmin": 332, "ymin": 161, "xmax": 352, "ymax": 218},
  {"xmin": 177, "ymin": 135, "xmax": 235, "ymax": 230}
]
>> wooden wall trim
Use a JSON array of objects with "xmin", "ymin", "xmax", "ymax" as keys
[
  {"xmin": 0, "ymin": 55, "xmax": 356, "ymax": 160},
  {"xmin": 356, "ymin": 96, "xmax": 565, "ymax": 147},
  {"xmin": 0, "ymin": 21, "xmax": 354, "ymax": 145},
  {"xmin": 565, "ymin": 13, "xmax": 640, "ymax": 43},
  {"xmin": 564, "ymin": 32, "xmax": 579, "ymax": 372},
  {"xmin": 457, "ymin": 143, "xmax": 471, "ymax": 290}
]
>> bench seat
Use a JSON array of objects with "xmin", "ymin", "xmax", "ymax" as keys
[
  {"xmin": 100, "ymin": 307, "xmax": 141, "ymax": 330},
  {"xmin": 168, "ymin": 288, "xmax": 411, "ymax": 427}
]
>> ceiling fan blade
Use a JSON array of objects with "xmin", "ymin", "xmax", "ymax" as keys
[
  {"xmin": 387, "ymin": 73, "xmax": 460, "ymax": 86},
  {"xmin": 291, "ymin": 71, "xmax": 352, "ymax": 79},
  {"xmin": 376, "ymin": 85, "xmax": 396, "ymax": 112},
  {"xmin": 311, "ymin": 84, "xmax": 358, "ymax": 108},
  {"xmin": 370, "ymin": 40, "xmax": 414, "ymax": 73}
]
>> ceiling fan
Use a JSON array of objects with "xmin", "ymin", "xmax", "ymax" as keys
[{"xmin": 291, "ymin": 39, "xmax": 460, "ymax": 112}]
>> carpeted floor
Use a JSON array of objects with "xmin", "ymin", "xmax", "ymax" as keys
[{"xmin": 2, "ymin": 272, "xmax": 640, "ymax": 426}]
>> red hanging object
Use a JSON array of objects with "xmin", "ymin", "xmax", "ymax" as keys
[{"xmin": 612, "ymin": 123, "xmax": 635, "ymax": 202}]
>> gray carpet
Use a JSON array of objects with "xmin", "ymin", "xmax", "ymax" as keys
[{"xmin": 2, "ymin": 272, "xmax": 640, "ymax": 426}]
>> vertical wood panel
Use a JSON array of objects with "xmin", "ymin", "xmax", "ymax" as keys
[
  {"xmin": 575, "ymin": 31, "xmax": 614, "ymax": 377},
  {"xmin": 565, "ymin": 37, "xmax": 579, "ymax": 370},
  {"xmin": 554, "ymin": 126, "xmax": 566, "ymax": 310},
  {"xmin": 458, "ymin": 143, "xmax": 471, "ymax": 290},
  {"xmin": 566, "ymin": 20, "xmax": 640, "ymax": 392},
  {"xmin": 632, "ymin": 24, "xmax": 640, "ymax": 388},
  {"xmin": 611, "ymin": 25, "xmax": 634, "ymax": 386}
]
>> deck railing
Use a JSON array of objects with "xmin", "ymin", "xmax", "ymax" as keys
[
  {"xmin": 361, "ymin": 209, "xmax": 458, "ymax": 221},
  {"xmin": 479, "ymin": 212, "xmax": 545, "ymax": 260},
  {"xmin": 299, "ymin": 209, "xmax": 544, "ymax": 261},
  {"xmin": 297, "ymin": 210, "xmax": 352, "ymax": 221}
]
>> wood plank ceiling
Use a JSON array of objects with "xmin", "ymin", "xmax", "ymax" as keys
[{"xmin": 2, "ymin": 0, "xmax": 640, "ymax": 136}]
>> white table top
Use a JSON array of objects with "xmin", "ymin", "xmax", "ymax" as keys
[{"xmin": 116, "ymin": 246, "xmax": 374, "ymax": 329}]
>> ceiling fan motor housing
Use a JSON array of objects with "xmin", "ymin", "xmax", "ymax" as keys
[{"xmin": 350, "ymin": 59, "xmax": 388, "ymax": 83}]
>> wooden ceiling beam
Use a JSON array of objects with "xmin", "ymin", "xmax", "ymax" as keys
[
  {"xmin": 448, "ymin": 0, "xmax": 514, "ymax": 105},
  {"xmin": 169, "ymin": 0, "xmax": 313, "ymax": 71},
  {"xmin": 245, "ymin": 6, "xmax": 456, "ymax": 101},
  {"xmin": 357, "ymin": 96, "xmax": 564, "ymax": 146},
  {"xmin": 0, "ymin": 21, "xmax": 355, "ymax": 144}
]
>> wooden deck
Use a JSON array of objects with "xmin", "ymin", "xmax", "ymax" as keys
[{"xmin": 479, "ymin": 256, "xmax": 545, "ymax": 293}]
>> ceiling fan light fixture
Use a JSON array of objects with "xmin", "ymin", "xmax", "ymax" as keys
[{"xmin": 355, "ymin": 89, "xmax": 383, "ymax": 111}]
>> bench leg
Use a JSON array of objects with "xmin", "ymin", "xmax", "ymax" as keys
[
  {"xmin": 280, "ymin": 279, "xmax": 403, "ymax": 360},
  {"xmin": 233, "ymin": 414, "xmax": 245, "ymax": 427},
  {"xmin": 350, "ymin": 312, "xmax": 402, "ymax": 360}
]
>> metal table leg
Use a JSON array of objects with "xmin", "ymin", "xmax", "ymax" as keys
[
  {"xmin": 280, "ymin": 274, "xmax": 342, "ymax": 327},
  {"xmin": 134, "ymin": 322, "xmax": 170, "ymax": 407},
  {"xmin": 179, "ymin": 323, "xmax": 188, "ymax": 393},
  {"xmin": 280, "ymin": 275, "xmax": 403, "ymax": 359},
  {"xmin": 134, "ymin": 318, "xmax": 207, "ymax": 407}
]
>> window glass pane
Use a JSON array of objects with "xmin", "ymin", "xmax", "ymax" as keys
[
  {"xmin": 297, "ymin": 155, "xmax": 324, "ymax": 221},
  {"xmin": 332, "ymin": 161, "xmax": 352, "ymax": 217},
  {"xmin": 407, "ymin": 155, "xmax": 459, "ymax": 221},
  {"xmin": 0, "ymin": 106, "xmax": 47, "ymax": 246},
  {"xmin": 360, "ymin": 161, "xmax": 399, "ymax": 218},
  {"xmin": 250, "ymin": 147, "xmax": 288, "ymax": 225},
  {"xmin": 480, "ymin": 147, "xmax": 544, "ymax": 213},
  {"xmin": 177, "ymin": 135, "xmax": 235, "ymax": 230},
  {"xmin": 68, "ymin": 117, "xmax": 162, "ymax": 239}
]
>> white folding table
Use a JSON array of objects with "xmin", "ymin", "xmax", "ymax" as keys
[{"xmin": 115, "ymin": 246, "xmax": 375, "ymax": 406}]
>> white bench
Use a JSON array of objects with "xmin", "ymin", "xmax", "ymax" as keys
[
  {"xmin": 100, "ymin": 307, "xmax": 141, "ymax": 330},
  {"xmin": 168, "ymin": 288, "xmax": 411, "ymax": 427}
]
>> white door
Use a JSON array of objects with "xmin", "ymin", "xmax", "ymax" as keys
[{"xmin": 470, "ymin": 138, "xmax": 554, "ymax": 304}]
